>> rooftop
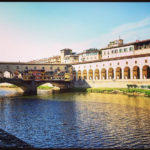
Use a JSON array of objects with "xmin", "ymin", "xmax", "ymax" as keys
[{"xmin": 101, "ymin": 38, "xmax": 150, "ymax": 50}]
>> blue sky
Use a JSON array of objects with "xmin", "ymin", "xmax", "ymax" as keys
[{"xmin": 0, "ymin": 2, "xmax": 150, "ymax": 62}]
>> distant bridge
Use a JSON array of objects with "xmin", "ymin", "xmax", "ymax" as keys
[{"xmin": 0, "ymin": 78, "xmax": 71, "ymax": 95}]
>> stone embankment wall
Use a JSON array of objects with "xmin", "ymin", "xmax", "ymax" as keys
[
  {"xmin": 73, "ymin": 79, "xmax": 150, "ymax": 88},
  {"xmin": 0, "ymin": 129, "xmax": 32, "ymax": 148}
]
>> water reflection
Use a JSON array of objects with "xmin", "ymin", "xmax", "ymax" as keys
[{"xmin": 0, "ymin": 89, "xmax": 150, "ymax": 148}]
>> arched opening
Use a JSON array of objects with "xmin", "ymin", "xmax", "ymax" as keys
[
  {"xmin": 72, "ymin": 71, "xmax": 76, "ymax": 80},
  {"xmin": 37, "ymin": 83, "xmax": 54, "ymax": 93},
  {"xmin": 95, "ymin": 69, "xmax": 99, "ymax": 80},
  {"xmin": 108, "ymin": 68, "xmax": 114, "ymax": 79},
  {"xmin": 78, "ymin": 70, "xmax": 81, "ymax": 80},
  {"xmin": 142, "ymin": 65, "xmax": 150, "ymax": 79},
  {"xmin": 83, "ymin": 69, "xmax": 87, "ymax": 80},
  {"xmin": 3, "ymin": 71, "xmax": 12, "ymax": 78},
  {"xmin": 124, "ymin": 67, "xmax": 130, "ymax": 79},
  {"xmin": 133, "ymin": 66, "xmax": 140, "ymax": 79},
  {"xmin": 0, "ymin": 72, "xmax": 3, "ymax": 78},
  {"xmin": 0, "ymin": 82, "xmax": 23, "ymax": 95},
  {"xmin": 101, "ymin": 68, "xmax": 106, "ymax": 80},
  {"xmin": 88, "ymin": 69, "xmax": 93, "ymax": 80},
  {"xmin": 116, "ymin": 67, "xmax": 122, "ymax": 79}
]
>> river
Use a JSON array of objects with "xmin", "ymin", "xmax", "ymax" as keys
[{"xmin": 0, "ymin": 88, "xmax": 150, "ymax": 148}]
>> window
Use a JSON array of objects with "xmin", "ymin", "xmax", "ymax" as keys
[
  {"xmin": 129, "ymin": 47, "xmax": 133, "ymax": 51},
  {"xmin": 117, "ymin": 62, "xmax": 119, "ymax": 65},
  {"xmin": 124, "ymin": 48, "xmax": 128, "ymax": 52},
  {"xmin": 25, "ymin": 66, "xmax": 28, "ymax": 70},
  {"xmin": 50, "ymin": 67, "xmax": 53, "ymax": 70},
  {"xmin": 42, "ymin": 67, "xmax": 45, "ymax": 70},
  {"xmin": 104, "ymin": 52, "xmax": 106, "ymax": 55},
  {"xmin": 16, "ymin": 66, "xmax": 19, "ymax": 69},
  {"xmin": 135, "ymin": 61, "xmax": 137, "ymax": 64},
  {"xmin": 34, "ymin": 66, "xmax": 36, "ymax": 70},
  {"xmin": 126, "ymin": 61, "xmax": 128, "ymax": 65},
  {"xmin": 112, "ymin": 50, "xmax": 114, "ymax": 54},
  {"xmin": 115, "ymin": 49, "xmax": 118, "ymax": 53},
  {"xmin": 107, "ymin": 51, "xmax": 109, "ymax": 55},
  {"xmin": 110, "ymin": 63, "xmax": 112, "ymax": 66},
  {"xmin": 119, "ymin": 49, "xmax": 122, "ymax": 53}
]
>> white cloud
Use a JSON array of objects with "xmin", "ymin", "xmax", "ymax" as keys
[{"xmin": 69, "ymin": 17, "xmax": 150, "ymax": 51}]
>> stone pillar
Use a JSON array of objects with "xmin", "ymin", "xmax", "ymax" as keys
[
  {"xmin": 140, "ymin": 67, "xmax": 143, "ymax": 79},
  {"xmin": 93, "ymin": 70, "xmax": 95, "ymax": 80},
  {"xmin": 122, "ymin": 68, "xmax": 124, "ymax": 80},
  {"xmin": 76, "ymin": 72, "xmax": 78, "ymax": 81},
  {"xmin": 113, "ymin": 69, "xmax": 116, "ymax": 80}
]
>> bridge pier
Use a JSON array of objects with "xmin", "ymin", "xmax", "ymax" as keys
[
  {"xmin": 22, "ymin": 81, "xmax": 37, "ymax": 95},
  {"xmin": 23, "ymin": 88, "xmax": 37, "ymax": 95}
]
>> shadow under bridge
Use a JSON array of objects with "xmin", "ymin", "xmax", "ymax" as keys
[{"xmin": 0, "ymin": 78, "xmax": 71, "ymax": 95}]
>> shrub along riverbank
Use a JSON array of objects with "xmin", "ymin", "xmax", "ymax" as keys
[
  {"xmin": 37, "ymin": 85, "xmax": 53, "ymax": 90},
  {"xmin": 69, "ymin": 87, "xmax": 150, "ymax": 97}
]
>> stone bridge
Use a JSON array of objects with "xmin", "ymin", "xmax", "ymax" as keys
[{"xmin": 0, "ymin": 78, "xmax": 71, "ymax": 95}]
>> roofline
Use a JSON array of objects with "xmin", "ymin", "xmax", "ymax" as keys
[
  {"xmin": 71, "ymin": 53, "xmax": 150, "ymax": 65},
  {"xmin": 101, "ymin": 38, "xmax": 150, "ymax": 50},
  {"xmin": 0, "ymin": 62, "xmax": 71, "ymax": 66}
]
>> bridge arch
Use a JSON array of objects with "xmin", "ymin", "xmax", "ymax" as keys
[
  {"xmin": 116, "ymin": 67, "xmax": 122, "ymax": 79},
  {"xmin": 94, "ymin": 69, "xmax": 99, "ymax": 80},
  {"xmin": 101, "ymin": 68, "xmax": 106, "ymax": 80},
  {"xmin": 124, "ymin": 67, "xmax": 130, "ymax": 79},
  {"xmin": 83, "ymin": 69, "xmax": 87, "ymax": 80},
  {"xmin": 88, "ymin": 69, "xmax": 93, "ymax": 80},
  {"xmin": 142, "ymin": 65, "xmax": 150, "ymax": 79},
  {"xmin": 133, "ymin": 66, "xmax": 140, "ymax": 79},
  {"xmin": 108, "ymin": 68, "xmax": 114, "ymax": 79}
]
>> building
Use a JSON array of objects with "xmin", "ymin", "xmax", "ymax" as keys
[
  {"xmin": 48, "ymin": 56, "xmax": 61, "ymax": 64},
  {"xmin": 29, "ymin": 58, "xmax": 49, "ymax": 64},
  {"xmin": 71, "ymin": 38, "xmax": 150, "ymax": 88},
  {"xmin": 60, "ymin": 48, "xmax": 79, "ymax": 64},
  {"xmin": 78, "ymin": 48, "xmax": 101, "ymax": 62},
  {"xmin": 60, "ymin": 48, "xmax": 72, "ymax": 64},
  {"xmin": 101, "ymin": 39, "xmax": 150, "ymax": 59},
  {"xmin": 63, "ymin": 54, "xmax": 79, "ymax": 64},
  {"xmin": 29, "ymin": 56, "xmax": 61, "ymax": 64}
]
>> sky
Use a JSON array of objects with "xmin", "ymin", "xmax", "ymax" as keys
[{"xmin": 0, "ymin": 2, "xmax": 150, "ymax": 62}]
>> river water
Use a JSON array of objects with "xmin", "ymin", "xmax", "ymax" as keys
[{"xmin": 0, "ymin": 88, "xmax": 150, "ymax": 148}]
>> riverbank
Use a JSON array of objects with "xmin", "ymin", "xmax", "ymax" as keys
[
  {"xmin": 0, "ymin": 129, "xmax": 32, "ymax": 148},
  {"xmin": 69, "ymin": 87, "xmax": 150, "ymax": 97}
]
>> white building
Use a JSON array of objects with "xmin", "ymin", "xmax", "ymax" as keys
[{"xmin": 78, "ymin": 49, "xmax": 101, "ymax": 62}]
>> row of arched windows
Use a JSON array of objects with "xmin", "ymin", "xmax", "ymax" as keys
[{"xmin": 73, "ymin": 65, "xmax": 150, "ymax": 80}]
